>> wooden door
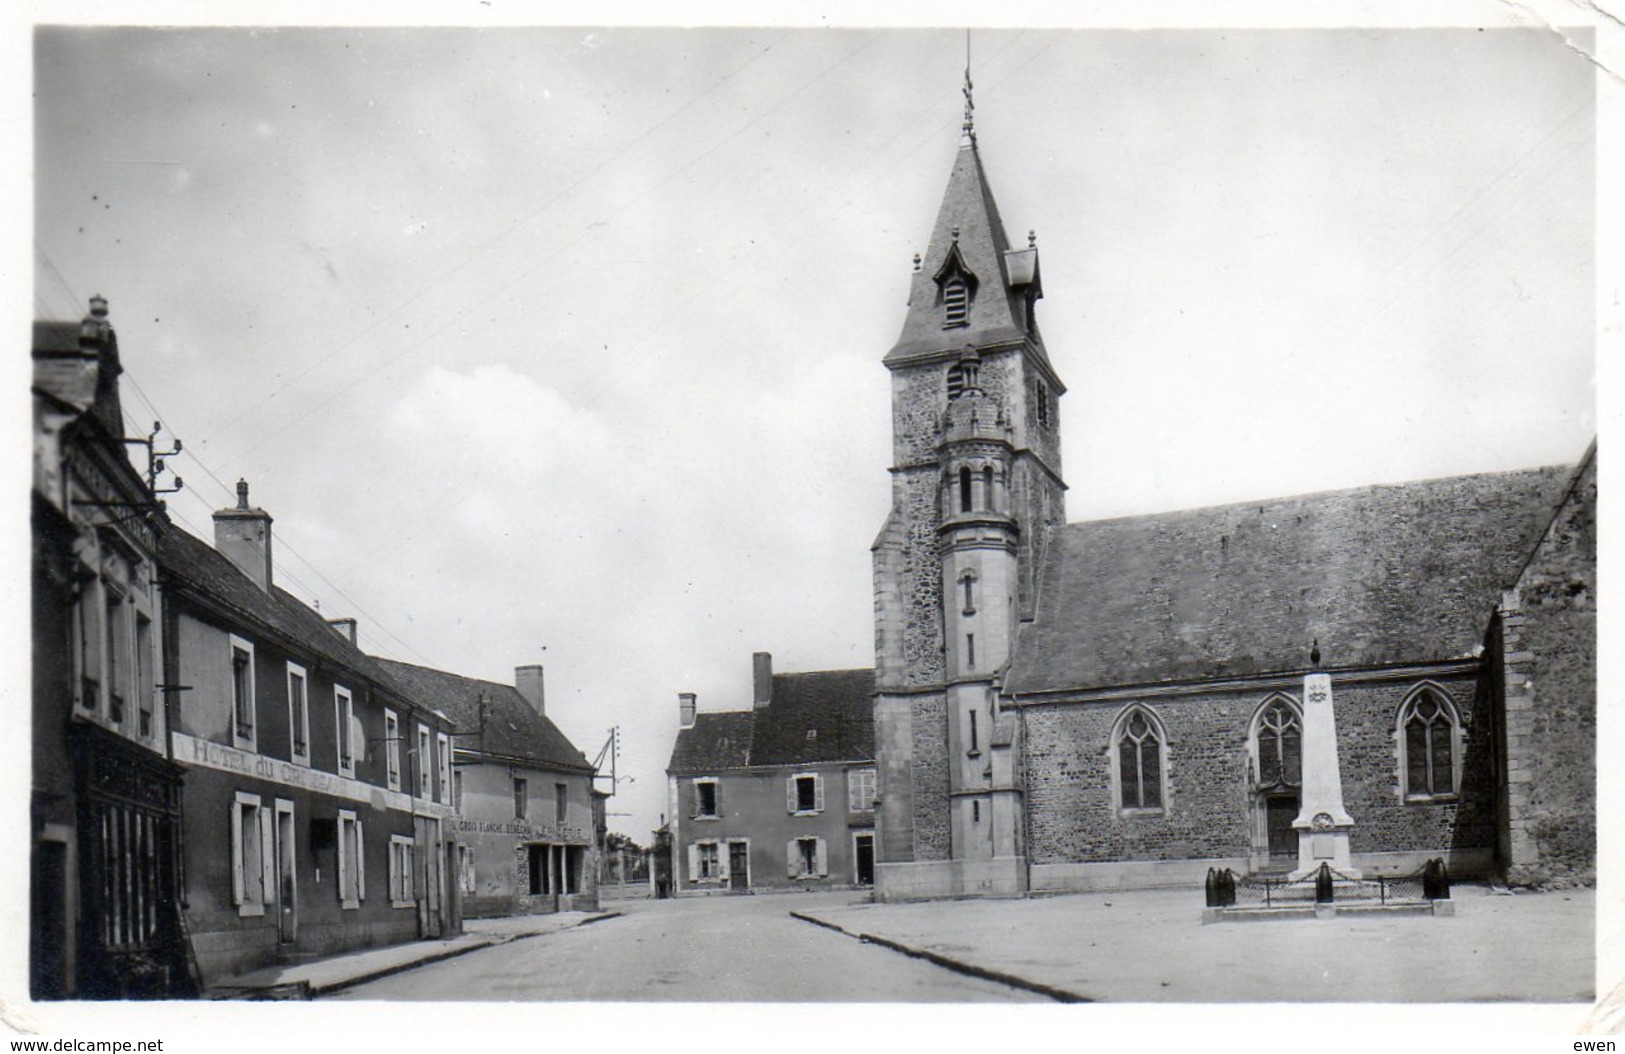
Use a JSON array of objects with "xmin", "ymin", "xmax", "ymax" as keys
[
  {"xmin": 1266, "ymin": 796, "xmax": 1298, "ymax": 860},
  {"xmin": 728, "ymin": 842, "xmax": 749, "ymax": 891}
]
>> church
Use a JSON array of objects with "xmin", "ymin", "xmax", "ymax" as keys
[{"xmin": 868, "ymin": 99, "xmax": 1595, "ymax": 900}]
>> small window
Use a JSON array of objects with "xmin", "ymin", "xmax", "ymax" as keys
[
  {"xmin": 384, "ymin": 710, "xmax": 401, "ymax": 791},
  {"xmin": 417, "ymin": 725, "xmax": 432, "ymax": 798},
  {"xmin": 1401, "ymin": 687, "xmax": 1460, "ymax": 800},
  {"xmin": 389, "ymin": 835, "xmax": 416, "ymax": 908},
  {"xmin": 337, "ymin": 810, "xmax": 364, "ymax": 909},
  {"xmin": 514, "ymin": 777, "xmax": 529, "ymax": 820},
  {"xmin": 960, "ymin": 467, "xmax": 973, "ymax": 513},
  {"xmin": 944, "ymin": 278, "xmax": 968, "ymax": 327},
  {"xmin": 230, "ymin": 637, "xmax": 256, "ymax": 747},
  {"xmin": 555, "ymin": 782, "xmax": 569, "ymax": 824},
  {"xmin": 693, "ymin": 779, "xmax": 719, "ymax": 819},
  {"xmin": 796, "ymin": 837, "xmax": 818, "ymax": 877},
  {"xmin": 1035, "ymin": 381, "xmax": 1051, "ymax": 428},
  {"xmin": 848, "ymin": 768, "xmax": 876, "ymax": 813},
  {"xmin": 788, "ymin": 773, "xmax": 823, "ymax": 814},
  {"xmin": 962, "ymin": 574, "xmax": 976, "ymax": 614},
  {"xmin": 973, "ymin": 799, "xmax": 981, "ymax": 823},
  {"xmin": 947, "ymin": 364, "xmax": 967, "ymax": 400},
  {"xmin": 438, "ymin": 733, "xmax": 452, "ymax": 804},
  {"xmin": 135, "ymin": 614, "xmax": 154, "ymax": 738},
  {"xmin": 697, "ymin": 842, "xmax": 720, "ymax": 880},
  {"xmin": 334, "ymin": 686, "xmax": 355, "ymax": 777},
  {"xmin": 231, "ymin": 792, "xmax": 267, "ymax": 917},
  {"xmin": 966, "ymin": 633, "xmax": 976, "ymax": 670},
  {"xmin": 968, "ymin": 708, "xmax": 979, "ymax": 754},
  {"xmin": 287, "ymin": 663, "xmax": 310, "ymax": 764}
]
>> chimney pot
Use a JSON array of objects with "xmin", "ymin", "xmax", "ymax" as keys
[
  {"xmin": 752, "ymin": 652, "xmax": 772, "ymax": 710},
  {"xmin": 679, "ymin": 693, "xmax": 697, "ymax": 729},
  {"xmin": 213, "ymin": 478, "xmax": 274, "ymax": 592},
  {"xmin": 515, "ymin": 665, "xmax": 545, "ymax": 716}
]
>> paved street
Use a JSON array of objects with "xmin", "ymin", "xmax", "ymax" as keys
[{"xmin": 329, "ymin": 891, "xmax": 1045, "ymax": 1002}]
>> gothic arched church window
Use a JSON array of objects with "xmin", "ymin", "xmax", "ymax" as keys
[
  {"xmin": 1110, "ymin": 707, "xmax": 1167, "ymax": 814},
  {"xmin": 1400, "ymin": 687, "xmax": 1461, "ymax": 800},
  {"xmin": 1254, "ymin": 698, "xmax": 1302, "ymax": 788}
]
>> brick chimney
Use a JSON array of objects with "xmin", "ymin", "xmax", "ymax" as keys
[
  {"xmin": 679, "ymin": 693, "xmax": 696, "ymax": 729},
  {"xmin": 753, "ymin": 651, "xmax": 772, "ymax": 710},
  {"xmin": 515, "ymin": 665, "xmax": 545, "ymax": 716},
  {"xmin": 213, "ymin": 479, "xmax": 273, "ymax": 592}
]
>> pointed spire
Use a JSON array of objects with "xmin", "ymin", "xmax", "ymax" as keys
[{"xmin": 961, "ymin": 32, "xmax": 976, "ymax": 146}]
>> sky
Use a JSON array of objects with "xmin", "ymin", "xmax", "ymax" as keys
[{"xmin": 21, "ymin": 9, "xmax": 1606, "ymax": 848}]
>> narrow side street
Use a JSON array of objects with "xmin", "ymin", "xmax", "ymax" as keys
[{"xmin": 329, "ymin": 893, "xmax": 1045, "ymax": 1002}]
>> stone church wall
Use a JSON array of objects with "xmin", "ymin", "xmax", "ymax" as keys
[
  {"xmin": 1501, "ymin": 450, "xmax": 1596, "ymax": 887},
  {"xmin": 1023, "ymin": 672, "xmax": 1497, "ymax": 873}
]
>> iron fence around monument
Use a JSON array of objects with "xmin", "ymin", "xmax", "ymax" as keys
[{"xmin": 1205, "ymin": 859, "xmax": 1449, "ymax": 909}]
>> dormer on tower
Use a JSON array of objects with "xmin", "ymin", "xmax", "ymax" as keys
[{"xmin": 935, "ymin": 234, "xmax": 978, "ymax": 329}]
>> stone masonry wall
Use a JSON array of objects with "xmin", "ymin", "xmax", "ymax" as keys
[
  {"xmin": 1502, "ymin": 451, "xmax": 1596, "ymax": 887},
  {"xmin": 910, "ymin": 692, "xmax": 951, "ymax": 861},
  {"xmin": 1024, "ymin": 674, "xmax": 1495, "ymax": 866}
]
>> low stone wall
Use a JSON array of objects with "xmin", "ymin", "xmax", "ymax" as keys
[{"xmin": 874, "ymin": 857, "xmax": 1026, "ymax": 901}]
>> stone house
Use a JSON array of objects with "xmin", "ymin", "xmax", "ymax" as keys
[
  {"xmin": 30, "ymin": 298, "xmax": 191, "ymax": 998},
  {"xmin": 666, "ymin": 653, "xmax": 877, "ymax": 893},
  {"xmin": 374, "ymin": 660, "xmax": 601, "ymax": 917},
  {"xmin": 870, "ymin": 116, "xmax": 1595, "ymax": 900},
  {"xmin": 158, "ymin": 487, "xmax": 461, "ymax": 985}
]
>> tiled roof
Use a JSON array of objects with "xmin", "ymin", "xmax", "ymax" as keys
[
  {"xmin": 748, "ymin": 669, "xmax": 876, "ymax": 766},
  {"xmin": 1005, "ymin": 466, "xmax": 1573, "ymax": 695},
  {"xmin": 374, "ymin": 659, "xmax": 594, "ymax": 774},
  {"xmin": 886, "ymin": 141, "xmax": 1053, "ymax": 374},
  {"xmin": 33, "ymin": 321, "xmax": 100, "ymax": 414},
  {"xmin": 666, "ymin": 669, "xmax": 875, "ymax": 774},
  {"xmin": 157, "ymin": 526, "xmax": 420, "ymax": 705},
  {"xmin": 667, "ymin": 711, "xmax": 753, "ymax": 775}
]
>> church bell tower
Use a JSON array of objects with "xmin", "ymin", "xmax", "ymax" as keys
[{"xmin": 871, "ymin": 83, "xmax": 1066, "ymax": 899}]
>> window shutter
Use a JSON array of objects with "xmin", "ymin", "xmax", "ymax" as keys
[
  {"xmin": 815, "ymin": 838, "xmax": 828, "ymax": 877},
  {"xmin": 813, "ymin": 774, "xmax": 825, "ymax": 813},
  {"xmin": 786, "ymin": 777, "xmax": 797, "ymax": 813},
  {"xmin": 230, "ymin": 803, "xmax": 245, "ymax": 906},
  {"xmin": 786, "ymin": 840, "xmax": 799, "ymax": 878},
  {"xmin": 356, "ymin": 820, "xmax": 366, "ymax": 901},
  {"xmin": 690, "ymin": 783, "xmax": 699, "ymax": 819},
  {"xmin": 713, "ymin": 782, "xmax": 721, "ymax": 817},
  {"xmin": 718, "ymin": 846, "xmax": 730, "ymax": 881},
  {"xmin": 687, "ymin": 843, "xmax": 699, "ymax": 881},
  {"xmin": 258, "ymin": 807, "xmax": 275, "ymax": 909}
]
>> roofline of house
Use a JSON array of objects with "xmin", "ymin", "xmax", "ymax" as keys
[
  {"xmin": 450, "ymin": 746, "xmax": 595, "ymax": 776},
  {"xmin": 667, "ymin": 756, "xmax": 876, "ymax": 777}
]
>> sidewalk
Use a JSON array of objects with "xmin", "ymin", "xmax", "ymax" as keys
[
  {"xmin": 208, "ymin": 910, "xmax": 619, "ymax": 999},
  {"xmin": 792, "ymin": 883, "xmax": 1594, "ymax": 1004}
]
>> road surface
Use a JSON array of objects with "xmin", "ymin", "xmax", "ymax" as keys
[{"xmin": 330, "ymin": 891, "xmax": 1044, "ymax": 1002}]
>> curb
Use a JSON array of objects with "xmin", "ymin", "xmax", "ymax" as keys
[
  {"xmin": 789, "ymin": 911, "xmax": 1091, "ymax": 1004},
  {"xmin": 214, "ymin": 911, "xmax": 623, "ymax": 999}
]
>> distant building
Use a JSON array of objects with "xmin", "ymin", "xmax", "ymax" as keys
[
  {"xmin": 159, "ymin": 486, "xmax": 460, "ymax": 985},
  {"xmin": 30, "ymin": 298, "xmax": 191, "ymax": 998},
  {"xmin": 666, "ymin": 653, "xmax": 876, "ymax": 893},
  {"xmin": 869, "ymin": 107, "xmax": 1596, "ymax": 899},
  {"xmin": 375, "ymin": 661, "xmax": 601, "ymax": 916}
]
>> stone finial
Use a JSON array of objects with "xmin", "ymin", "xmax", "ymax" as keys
[{"xmin": 1028, "ymin": 230, "xmax": 1037, "ymax": 248}]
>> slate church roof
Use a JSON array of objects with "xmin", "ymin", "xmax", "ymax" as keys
[
  {"xmin": 1005, "ymin": 465, "xmax": 1574, "ymax": 696},
  {"xmin": 375, "ymin": 659, "xmax": 596, "ymax": 774},
  {"xmin": 667, "ymin": 669, "xmax": 875, "ymax": 775}
]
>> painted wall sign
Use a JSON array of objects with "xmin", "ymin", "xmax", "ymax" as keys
[
  {"xmin": 171, "ymin": 730, "xmax": 455, "ymax": 818},
  {"xmin": 453, "ymin": 817, "xmax": 588, "ymax": 844}
]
